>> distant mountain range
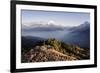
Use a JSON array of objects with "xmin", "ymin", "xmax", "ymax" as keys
[
  {"xmin": 22, "ymin": 22, "xmax": 65, "ymax": 31},
  {"xmin": 61, "ymin": 21, "xmax": 90, "ymax": 48},
  {"xmin": 22, "ymin": 21, "xmax": 90, "ymax": 48}
]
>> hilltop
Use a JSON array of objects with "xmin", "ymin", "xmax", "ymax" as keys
[{"xmin": 21, "ymin": 38, "xmax": 90, "ymax": 63}]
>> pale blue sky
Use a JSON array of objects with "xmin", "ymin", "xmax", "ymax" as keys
[{"xmin": 21, "ymin": 10, "xmax": 90, "ymax": 26}]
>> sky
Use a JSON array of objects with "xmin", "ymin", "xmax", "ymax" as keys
[{"xmin": 21, "ymin": 10, "xmax": 90, "ymax": 27}]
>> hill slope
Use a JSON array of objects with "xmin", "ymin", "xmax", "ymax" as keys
[
  {"xmin": 21, "ymin": 38, "xmax": 90, "ymax": 63},
  {"xmin": 22, "ymin": 46, "xmax": 77, "ymax": 63}
]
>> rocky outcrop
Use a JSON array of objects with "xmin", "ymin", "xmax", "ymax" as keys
[{"xmin": 22, "ymin": 46, "xmax": 77, "ymax": 63}]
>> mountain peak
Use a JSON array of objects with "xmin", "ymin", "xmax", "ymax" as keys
[
  {"xmin": 47, "ymin": 20, "xmax": 56, "ymax": 25},
  {"xmin": 79, "ymin": 21, "xmax": 90, "ymax": 27}
]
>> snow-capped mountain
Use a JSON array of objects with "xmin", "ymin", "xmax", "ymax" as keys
[
  {"xmin": 22, "ymin": 21, "xmax": 90, "ymax": 34},
  {"xmin": 22, "ymin": 20, "xmax": 63, "ymax": 28},
  {"xmin": 22, "ymin": 21, "xmax": 66, "ymax": 31}
]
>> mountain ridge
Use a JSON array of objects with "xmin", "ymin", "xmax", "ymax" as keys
[{"xmin": 22, "ymin": 21, "xmax": 90, "ymax": 34}]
